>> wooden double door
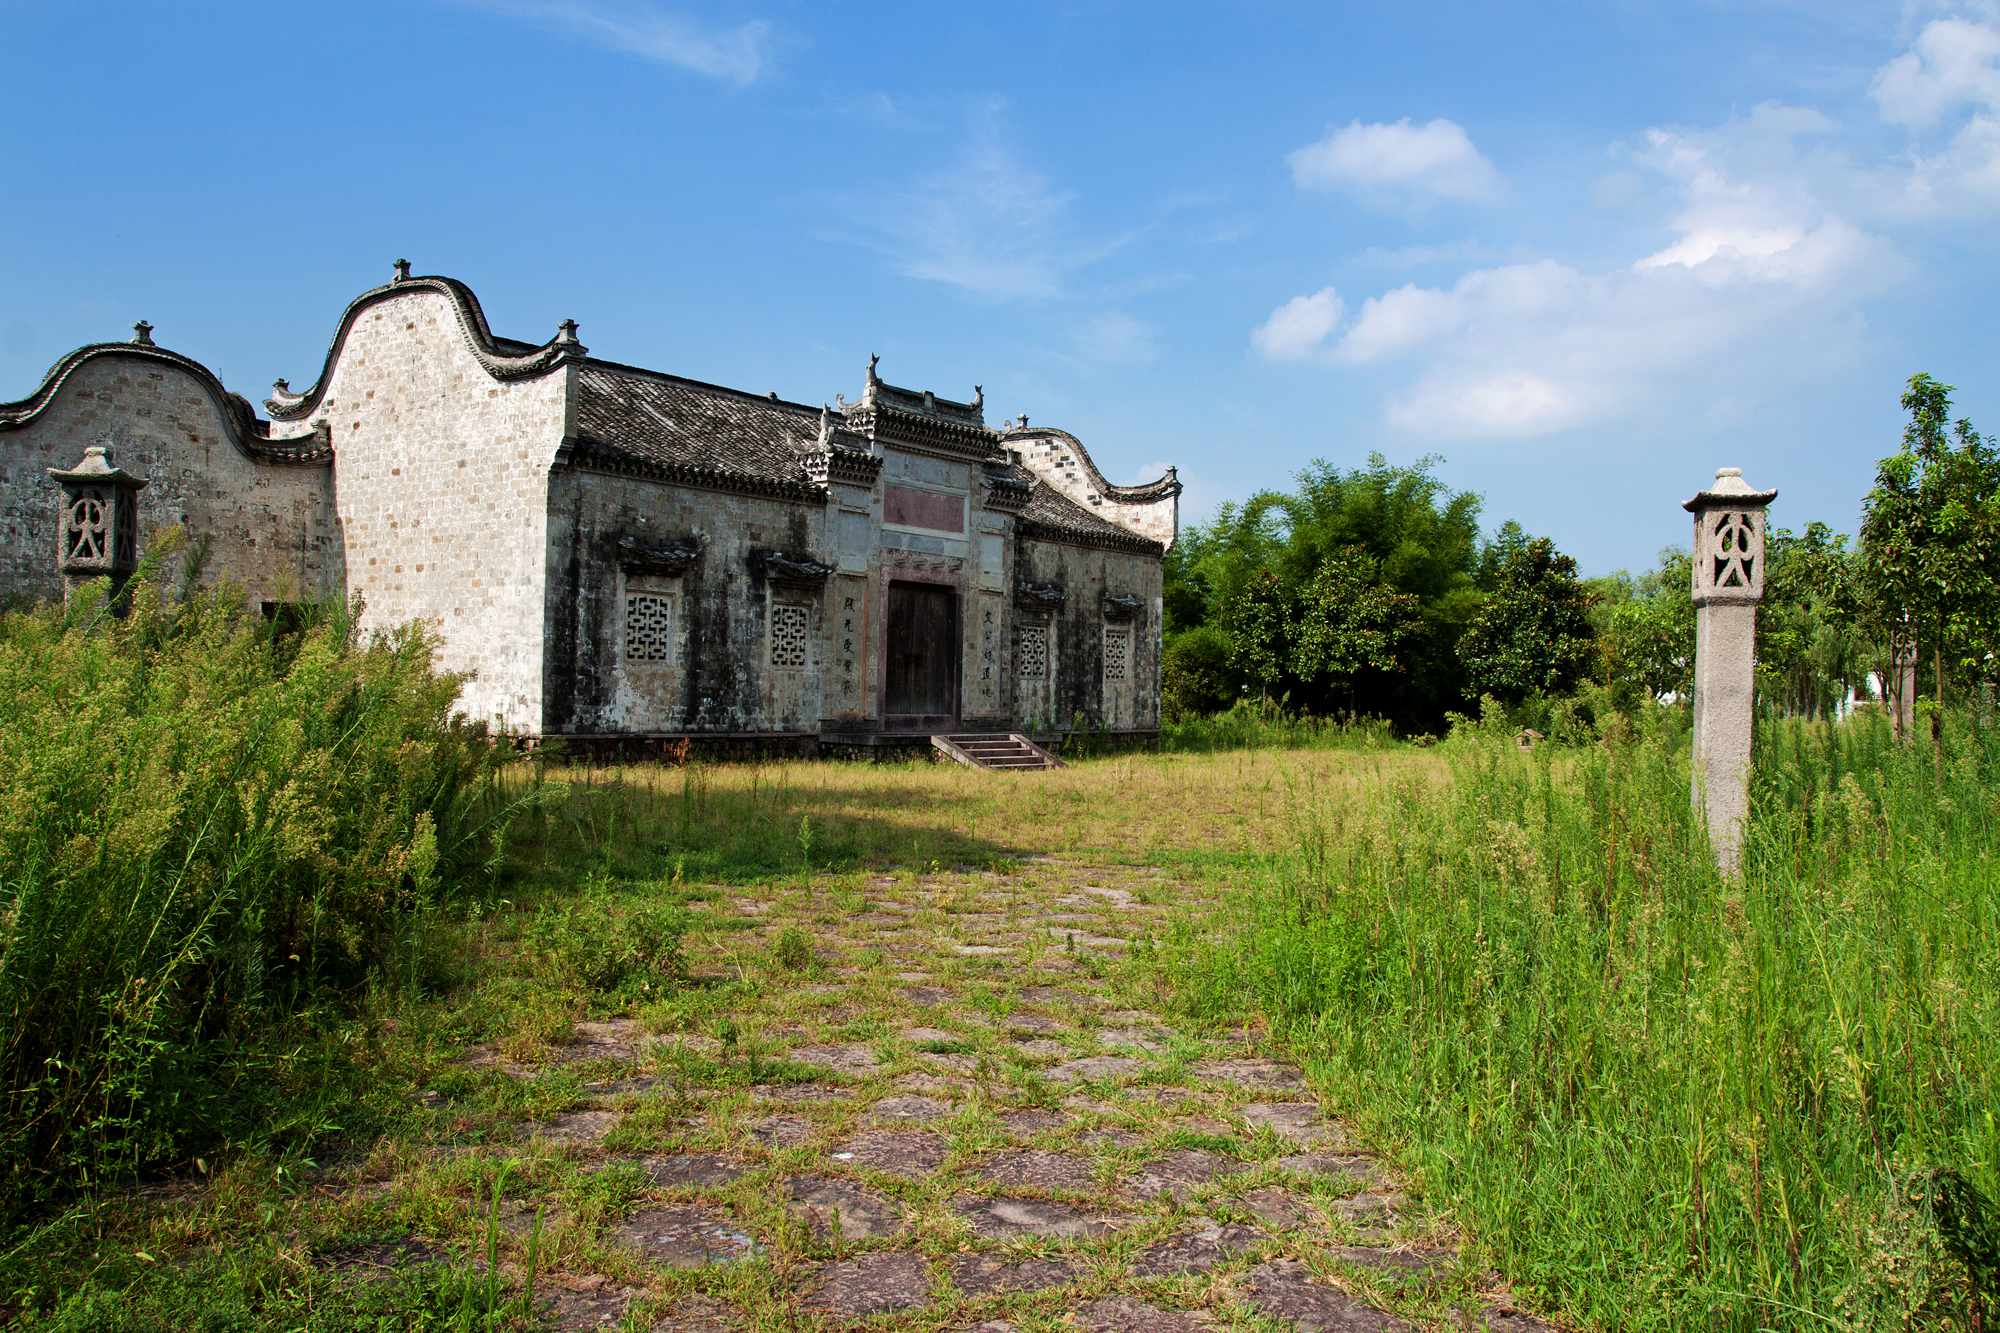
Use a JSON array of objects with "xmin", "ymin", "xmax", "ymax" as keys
[{"xmin": 884, "ymin": 580, "xmax": 958, "ymax": 732}]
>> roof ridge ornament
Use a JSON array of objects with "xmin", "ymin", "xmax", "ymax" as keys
[
  {"xmin": 130, "ymin": 321, "xmax": 154, "ymax": 346},
  {"xmin": 393, "ymin": 258, "xmax": 412, "ymax": 283}
]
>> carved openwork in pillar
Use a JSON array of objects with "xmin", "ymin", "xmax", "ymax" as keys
[
  {"xmin": 1683, "ymin": 466, "xmax": 1777, "ymax": 875},
  {"xmin": 47, "ymin": 446, "xmax": 148, "ymax": 597}
]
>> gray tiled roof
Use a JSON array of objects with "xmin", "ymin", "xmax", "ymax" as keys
[
  {"xmin": 570, "ymin": 360, "xmax": 1161, "ymax": 555},
  {"xmin": 1018, "ymin": 472, "xmax": 1165, "ymax": 556},
  {"xmin": 570, "ymin": 360, "xmax": 824, "ymax": 496}
]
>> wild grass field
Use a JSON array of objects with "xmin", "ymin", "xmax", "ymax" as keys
[{"xmin": 4, "ymin": 693, "xmax": 1998, "ymax": 1331}]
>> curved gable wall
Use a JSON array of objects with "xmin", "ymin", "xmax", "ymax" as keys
[
  {"xmin": 266, "ymin": 287, "xmax": 572, "ymax": 731},
  {"xmin": 0, "ymin": 352, "xmax": 336, "ymax": 606}
]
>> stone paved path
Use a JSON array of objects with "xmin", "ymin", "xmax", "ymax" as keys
[{"xmin": 448, "ymin": 858, "xmax": 1558, "ymax": 1331}]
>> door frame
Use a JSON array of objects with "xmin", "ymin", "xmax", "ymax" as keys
[{"xmin": 879, "ymin": 569, "xmax": 963, "ymax": 732}]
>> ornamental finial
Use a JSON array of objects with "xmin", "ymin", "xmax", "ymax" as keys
[
  {"xmin": 393, "ymin": 258, "xmax": 412, "ymax": 282},
  {"xmin": 130, "ymin": 320, "xmax": 154, "ymax": 346}
]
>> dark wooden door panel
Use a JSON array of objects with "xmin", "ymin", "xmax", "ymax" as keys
[{"xmin": 886, "ymin": 581, "xmax": 957, "ymax": 724}]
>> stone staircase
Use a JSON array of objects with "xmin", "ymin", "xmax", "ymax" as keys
[{"xmin": 931, "ymin": 732, "xmax": 1066, "ymax": 771}]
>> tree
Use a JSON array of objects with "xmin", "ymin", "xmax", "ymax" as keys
[
  {"xmin": 1600, "ymin": 549, "xmax": 1696, "ymax": 703},
  {"xmin": 1165, "ymin": 454, "xmax": 1485, "ymax": 730},
  {"xmin": 1756, "ymin": 522, "xmax": 1871, "ymax": 719},
  {"xmin": 1291, "ymin": 547, "xmax": 1425, "ymax": 711},
  {"xmin": 1458, "ymin": 537, "xmax": 1596, "ymax": 702},
  {"xmin": 1858, "ymin": 373, "xmax": 2000, "ymax": 732}
]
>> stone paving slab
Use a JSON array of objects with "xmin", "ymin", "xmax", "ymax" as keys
[
  {"xmin": 446, "ymin": 858, "xmax": 1561, "ymax": 1332},
  {"xmin": 831, "ymin": 1128, "xmax": 947, "ymax": 1178},
  {"xmin": 1239, "ymin": 1260, "xmax": 1413, "ymax": 1331},
  {"xmin": 948, "ymin": 1252, "xmax": 1078, "ymax": 1294},
  {"xmin": 812, "ymin": 1250, "xmax": 931, "ymax": 1316},
  {"xmin": 1128, "ymin": 1149, "xmax": 1242, "ymax": 1200},
  {"xmin": 786, "ymin": 1176, "xmax": 904, "ymax": 1241},
  {"xmin": 608, "ymin": 1206, "xmax": 759, "ymax": 1269},
  {"xmin": 977, "ymin": 1149, "xmax": 1100, "ymax": 1191},
  {"xmin": 1075, "ymin": 1294, "xmax": 1210, "ymax": 1331},
  {"xmin": 792, "ymin": 1044, "xmax": 881, "ymax": 1074},
  {"xmin": 638, "ymin": 1153, "xmax": 747, "ymax": 1189},
  {"xmin": 871, "ymin": 1094, "xmax": 952, "ymax": 1123},
  {"xmin": 1130, "ymin": 1218, "xmax": 1269, "ymax": 1276},
  {"xmin": 953, "ymin": 1195, "xmax": 1127, "ymax": 1240}
]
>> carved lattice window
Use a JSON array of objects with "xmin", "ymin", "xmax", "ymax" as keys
[
  {"xmin": 63, "ymin": 489, "xmax": 111, "ymax": 564},
  {"xmin": 770, "ymin": 603, "xmax": 810, "ymax": 669},
  {"xmin": 625, "ymin": 594, "xmax": 674, "ymax": 662},
  {"xmin": 1018, "ymin": 624, "xmax": 1048, "ymax": 679},
  {"xmin": 1708, "ymin": 511, "xmax": 1762, "ymax": 590},
  {"xmin": 1104, "ymin": 627, "xmax": 1129, "ymax": 682}
]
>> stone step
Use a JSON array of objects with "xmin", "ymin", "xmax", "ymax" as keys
[{"xmin": 931, "ymin": 732, "xmax": 1065, "ymax": 772}]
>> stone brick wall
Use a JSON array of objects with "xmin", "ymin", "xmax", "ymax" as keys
[
  {"xmin": 265, "ymin": 289, "xmax": 569, "ymax": 732},
  {"xmin": 0, "ymin": 352, "xmax": 335, "ymax": 607},
  {"xmin": 1011, "ymin": 538, "xmax": 1163, "ymax": 733},
  {"xmin": 544, "ymin": 468, "xmax": 831, "ymax": 735}
]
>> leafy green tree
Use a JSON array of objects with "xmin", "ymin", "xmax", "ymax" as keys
[
  {"xmin": 1165, "ymin": 454, "xmax": 1485, "ymax": 730},
  {"xmin": 1217, "ymin": 567, "xmax": 1290, "ymax": 698},
  {"xmin": 1756, "ymin": 522, "xmax": 1872, "ymax": 719},
  {"xmin": 1859, "ymin": 373, "xmax": 2000, "ymax": 719},
  {"xmin": 1291, "ymin": 547, "xmax": 1425, "ymax": 710},
  {"xmin": 1457, "ymin": 537, "xmax": 1595, "ymax": 702},
  {"xmin": 1601, "ymin": 550, "xmax": 1695, "ymax": 703},
  {"xmin": 1160, "ymin": 623, "xmax": 1237, "ymax": 718}
]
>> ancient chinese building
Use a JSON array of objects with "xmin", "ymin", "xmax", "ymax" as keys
[{"xmin": 0, "ymin": 265, "xmax": 1180, "ymax": 750}]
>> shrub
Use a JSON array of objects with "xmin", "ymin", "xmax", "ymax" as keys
[{"xmin": 0, "ymin": 548, "xmax": 506, "ymax": 1201}]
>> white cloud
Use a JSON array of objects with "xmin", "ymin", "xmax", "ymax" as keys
[
  {"xmin": 1288, "ymin": 118, "xmax": 1502, "ymax": 208},
  {"xmin": 1075, "ymin": 311, "xmax": 1162, "ymax": 365},
  {"xmin": 1872, "ymin": 17, "xmax": 2000, "ymax": 128},
  {"xmin": 1250, "ymin": 288, "xmax": 1345, "ymax": 361},
  {"xmin": 824, "ymin": 109, "xmax": 1120, "ymax": 301},
  {"xmin": 472, "ymin": 1, "xmax": 769, "ymax": 84},
  {"xmin": 1862, "ymin": 17, "xmax": 2000, "ymax": 218},
  {"xmin": 1252, "ymin": 104, "xmax": 1903, "ymax": 439}
]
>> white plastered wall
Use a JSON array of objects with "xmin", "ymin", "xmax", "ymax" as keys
[{"xmin": 267, "ymin": 288, "xmax": 569, "ymax": 732}]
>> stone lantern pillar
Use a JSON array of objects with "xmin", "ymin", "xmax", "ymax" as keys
[
  {"xmin": 1684, "ymin": 467, "xmax": 1777, "ymax": 875},
  {"xmin": 47, "ymin": 445, "xmax": 149, "ymax": 601}
]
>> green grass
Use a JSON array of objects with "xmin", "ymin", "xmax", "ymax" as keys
[{"xmin": 1156, "ymin": 707, "xmax": 2000, "ymax": 1330}]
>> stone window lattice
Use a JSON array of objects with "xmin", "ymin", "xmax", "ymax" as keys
[
  {"xmin": 1018, "ymin": 624, "xmax": 1049, "ymax": 679},
  {"xmin": 625, "ymin": 594, "xmax": 674, "ymax": 662},
  {"xmin": 770, "ymin": 603, "xmax": 811, "ymax": 669},
  {"xmin": 1104, "ymin": 627, "xmax": 1129, "ymax": 682}
]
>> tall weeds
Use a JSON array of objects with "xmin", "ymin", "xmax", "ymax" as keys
[
  {"xmin": 1173, "ymin": 709, "xmax": 2000, "ymax": 1329},
  {"xmin": 0, "ymin": 553, "xmax": 506, "ymax": 1202}
]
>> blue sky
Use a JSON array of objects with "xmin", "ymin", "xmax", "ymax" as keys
[{"xmin": 4, "ymin": 1, "xmax": 1998, "ymax": 576}]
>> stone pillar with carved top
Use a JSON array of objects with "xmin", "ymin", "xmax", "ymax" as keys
[
  {"xmin": 1684, "ymin": 466, "xmax": 1777, "ymax": 875},
  {"xmin": 47, "ymin": 445, "xmax": 149, "ymax": 604}
]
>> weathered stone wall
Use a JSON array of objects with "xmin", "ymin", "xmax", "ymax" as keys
[
  {"xmin": 0, "ymin": 352, "xmax": 335, "ymax": 607},
  {"xmin": 1011, "ymin": 537, "xmax": 1163, "ymax": 732},
  {"xmin": 265, "ymin": 289, "xmax": 569, "ymax": 732},
  {"xmin": 544, "ymin": 468, "xmax": 831, "ymax": 734}
]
